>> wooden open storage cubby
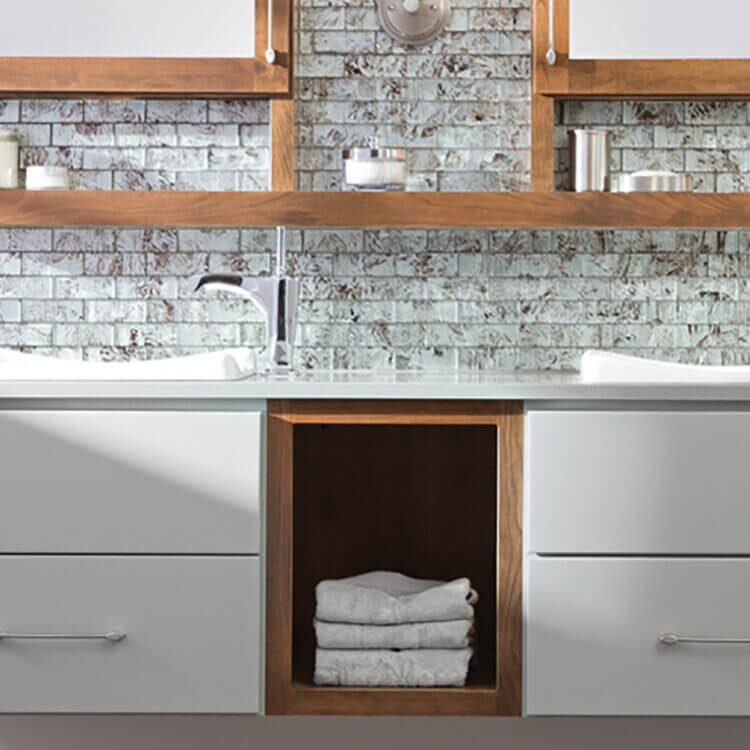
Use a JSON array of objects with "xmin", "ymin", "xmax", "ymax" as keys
[{"xmin": 266, "ymin": 400, "xmax": 523, "ymax": 715}]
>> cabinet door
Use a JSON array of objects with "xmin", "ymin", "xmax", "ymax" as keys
[
  {"xmin": 0, "ymin": 556, "xmax": 261, "ymax": 713},
  {"xmin": 527, "ymin": 557, "xmax": 750, "ymax": 715},
  {"xmin": 0, "ymin": 410, "xmax": 262, "ymax": 554},
  {"xmin": 570, "ymin": 0, "xmax": 750, "ymax": 60},
  {"xmin": 0, "ymin": 0, "xmax": 290, "ymax": 96},
  {"xmin": 527, "ymin": 410, "xmax": 750, "ymax": 554},
  {"xmin": 534, "ymin": 0, "xmax": 750, "ymax": 96}
]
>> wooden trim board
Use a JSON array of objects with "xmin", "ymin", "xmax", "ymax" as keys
[
  {"xmin": 531, "ymin": 95, "xmax": 556, "ymax": 192},
  {"xmin": 271, "ymin": 100, "xmax": 296, "ymax": 191},
  {"xmin": 3, "ymin": 190, "xmax": 750, "ymax": 228}
]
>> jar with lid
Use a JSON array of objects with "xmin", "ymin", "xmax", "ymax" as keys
[
  {"xmin": 342, "ymin": 138, "xmax": 406, "ymax": 191},
  {"xmin": 0, "ymin": 130, "xmax": 19, "ymax": 189}
]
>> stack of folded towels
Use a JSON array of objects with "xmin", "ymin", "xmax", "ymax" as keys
[{"xmin": 313, "ymin": 570, "xmax": 477, "ymax": 687}]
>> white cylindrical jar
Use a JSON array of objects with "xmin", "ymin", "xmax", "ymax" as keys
[
  {"xmin": 342, "ymin": 139, "xmax": 406, "ymax": 191},
  {"xmin": 25, "ymin": 166, "xmax": 70, "ymax": 191},
  {"xmin": 0, "ymin": 130, "xmax": 19, "ymax": 189}
]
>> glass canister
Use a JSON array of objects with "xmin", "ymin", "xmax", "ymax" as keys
[
  {"xmin": 342, "ymin": 138, "xmax": 406, "ymax": 191},
  {"xmin": 0, "ymin": 130, "xmax": 19, "ymax": 189}
]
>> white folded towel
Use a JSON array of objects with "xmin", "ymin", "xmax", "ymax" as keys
[
  {"xmin": 315, "ymin": 571, "xmax": 477, "ymax": 625},
  {"xmin": 314, "ymin": 618, "xmax": 474, "ymax": 650},
  {"xmin": 314, "ymin": 648, "xmax": 473, "ymax": 687}
]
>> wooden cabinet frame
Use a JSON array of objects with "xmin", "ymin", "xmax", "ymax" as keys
[
  {"xmin": 534, "ymin": 0, "xmax": 750, "ymax": 98},
  {"xmin": 266, "ymin": 400, "xmax": 523, "ymax": 716},
  {"xmin": 0, "ymin": 0, "xmax": 291, "ymax": 97}
]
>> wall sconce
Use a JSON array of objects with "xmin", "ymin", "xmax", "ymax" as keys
[{"xmin": 376, "ymin": 0, "xmax": 451, "ymax": 46}]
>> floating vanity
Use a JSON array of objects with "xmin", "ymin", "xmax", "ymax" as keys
[{"xmin": 1, "ymin": 367, "xmax": 750, "ymax": 716}]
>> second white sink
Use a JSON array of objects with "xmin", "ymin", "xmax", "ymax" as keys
[
  {"xmin": 0, "ymin": 349, "xmax": 256, "ymax": 381},
  {"xmin": 581, "ymin": 350, "xmax": 750, "ymax": 384}
]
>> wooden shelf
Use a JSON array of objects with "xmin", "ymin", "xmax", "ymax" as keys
[
  {"xmin": 2, "ymin": 190, "xmax": 750, "ymax": 228},
  {"xmin": 288, "ymin": 653, "xmax": 499, "ymax": 715},
  {"xmin": 287, "ymin": 675, "xmax": 499, "ymax": 716}
]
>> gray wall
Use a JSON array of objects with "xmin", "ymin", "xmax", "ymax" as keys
[
  {"xmin": 1, "ymin": 716, "xmax": 750, "ymax": 750},
  {"xmin": 3, "ymin": 0, "xmax": 750, "ymax": 369}
]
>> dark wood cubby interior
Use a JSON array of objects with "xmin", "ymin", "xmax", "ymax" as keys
[{"xmin": 291, "ymin": 423, "xmax": 498, "ymax": 690}]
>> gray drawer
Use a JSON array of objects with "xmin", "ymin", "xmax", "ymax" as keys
[
  {"xmin": 527, "ymin": 557, "xmax": 750, "ymax": 715},
  {"xmin": 527, "ymin": 410, "xmax": 750, "ymax": 554},
  {"xmin": 0, "ymin": 410, "xmax": 262, "ymax": 553},
  {"xmin": 0, "ymin": 556, "xmax": 261, "ymax": 713}
]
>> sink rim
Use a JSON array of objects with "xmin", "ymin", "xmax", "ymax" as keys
[
  {"xmin": 581, "ymin": 350, "xmax": 750, "ymax": 384},
  {"xmin": 0, "ymin": 348, "xmax": 257, "ymax": 382}
]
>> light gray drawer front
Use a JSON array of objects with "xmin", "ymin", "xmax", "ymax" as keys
[
  {"xmin": 526, "ymin": 557, "xmax": 750, "ymax": 716},
  {"xmin": 0, "ymin": 410, "xmax": 262, "ymax": 554},
  {"xmin": 0, "ymin": 556, "xmax": 260, "ymax": 713},
  {"xmin": 527, "ymin": 410, "xmax": 750, "ymax": 554}
]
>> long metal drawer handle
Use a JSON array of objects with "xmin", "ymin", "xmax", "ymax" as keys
[
  {"xmin": 546, "ymin": 0, "xmax": 557, "ymax": 65},
  {"xmin": 660, "ymin": 632, "xmax": 750, "ymax": 646},
  {"xmin": 0, "ymin": 631, "xmax": 126, "ymax": 643}
]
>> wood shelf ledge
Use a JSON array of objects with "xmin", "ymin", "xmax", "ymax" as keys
[{"xmin": 1, "ymin": 190, "xmax": 750, "ymax": 228}]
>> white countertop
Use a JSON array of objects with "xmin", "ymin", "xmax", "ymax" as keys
[{"xmin": 2, "ymin": 369, "xmax": 750, "ymax": 401}]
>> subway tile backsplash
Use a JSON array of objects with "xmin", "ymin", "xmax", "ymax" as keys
[
  {"xmin": 2, "ymin": 227, "xmax": 750, "ymax": 370},
  {"xmin": 295, "ymin": 0, "xmax": 532, "ymax": 191},
  {"xmin": 4, "ymin": 99, "xmax": 269, "ymax": 191},
  {"xmin": 555, "ymin": 100, "xmax": 750, "ymax": 192},
  {"xmin": 3, "ymin": 0, "xmax": 750, "ymax": 369}
]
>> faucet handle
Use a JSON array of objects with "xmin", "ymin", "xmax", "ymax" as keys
[{"xmin": 188, "ymin": 274, "xmax": 261, "ymax": 296}]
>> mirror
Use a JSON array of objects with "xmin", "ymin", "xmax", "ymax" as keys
[
  {"xmin": 3, "ymin": 0, "xmax": 254, "ymax": 58},
  {"xmin": 570, "ymin": 0, "xmax": 750, "ymax": 60},
  {"xmin": 0, "ymin": 0, "xmax": 289, "ymax": 97}
]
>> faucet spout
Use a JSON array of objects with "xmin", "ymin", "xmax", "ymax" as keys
[
  {"xmin": 189, "ymin": 274, "xmax": 263, "ymax": 301},
  {"xmin": 190, "ymin": 270, "xmax": 299, "ymax": 374}
]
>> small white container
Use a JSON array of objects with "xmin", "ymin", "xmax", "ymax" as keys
[
  {"xmin": 0, "ymin": 130, "xmax": 19, "ymax": 189},
  {"xmin": 342, "ymin": 138, "xmax": 406, "ymax": 191},
  {"xmin": 615, "ymin": 170, "xmax": 693, "ymax": 192},
  {"xmin": 26, "ymin": 166, "xmax": 70, "ymax": 191}
]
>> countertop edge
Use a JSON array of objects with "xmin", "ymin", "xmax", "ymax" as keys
[{"xmin": 1, "ymin": 373, "xmax": 750, "ymax": 401}]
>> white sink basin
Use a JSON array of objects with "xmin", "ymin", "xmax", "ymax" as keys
[
  {"xmin": 581, "ymin": 350, "xmax": 750, "ymax": 384},
  {"xmin": 0, "ymin": 349, "xmax": 256, "ymax": 381}
]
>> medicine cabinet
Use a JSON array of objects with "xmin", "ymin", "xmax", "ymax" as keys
[
  {"xmin": 534, "ymin": 0, "xmax": 750, "ymax": 96},
  {"xmin": 0, "ymin": 0, "xmax": 290, "ymax": 97}
]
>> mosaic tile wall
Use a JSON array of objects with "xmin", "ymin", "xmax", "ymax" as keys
[
  {"xmin": 0, "ymin": 99, "xmax": 269, "ymax": 191},
  {"xmin": 3, "ymin": 226, "xmax": 749, "ymax": 369},
  {"xmin": 555, "ymin": 100, "xmax": 750, "ymax": 192},
  {"xmin": 294, "ymin": 0, "xmax": 532, "ymax": 190},
  {"xmin": 3, "ymin": 1, "xmax": 750, "ymax": 368}
]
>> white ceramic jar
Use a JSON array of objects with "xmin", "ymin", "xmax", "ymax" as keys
[
  {"xmin": 0, "ymin": 130, "xmax": 19, "ymax": 189},
  {"xmin": 342, "ymin": 139, "xmax": 406, "ymax": 191},
  {"xmin": 25, "ymin": 166, "xmax": 70, "ymax": 191}
]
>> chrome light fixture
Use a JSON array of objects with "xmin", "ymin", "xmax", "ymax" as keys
[{"xmin": 376, "ymin": 0, "xmax": 451, "ymax": 46}]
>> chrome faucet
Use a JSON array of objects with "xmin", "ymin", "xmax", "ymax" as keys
[{"xmin": 189, "ymin": 227, "xmax": 299, "ymax": 373}]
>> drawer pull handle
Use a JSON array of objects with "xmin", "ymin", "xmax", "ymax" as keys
[
  {"xmin": 660, "ymin": 632, "xmax": 750, "ymax": 646},
  {"xmin": 546, "ymin": 0, "xmax": 557, "ymax": 65},
  {"xmin": 0, "ymin": 631, "xmax": 126, "ymax": 643}
]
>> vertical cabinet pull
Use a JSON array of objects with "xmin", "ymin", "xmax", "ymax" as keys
[
  {"xmin": 660, "ymin": 632, "xmax": 750, "ymax": 646},
  {"xmin": 266, "ymin": 0, "xmax": 276, "ymax": 64},
  {"xmin": 546, "ymin": 0, "xmax": 557, "ymax": 65},
  {"xmin": 0, "ymin": 631, "xmax": 126, "ymax": 643}
]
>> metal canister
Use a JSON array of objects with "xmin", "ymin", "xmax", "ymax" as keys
[
  {"xmin": 0, "ymin": 130, "xmax": 19, "ymax": 189},
  {"xmin": 569, "ymin": 129, "xmax": 610, "ymax": 192}
]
